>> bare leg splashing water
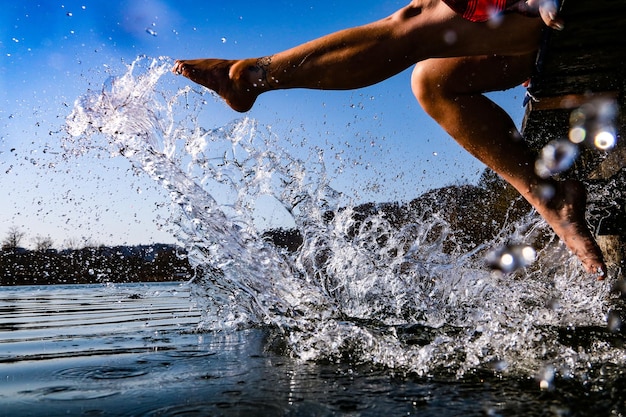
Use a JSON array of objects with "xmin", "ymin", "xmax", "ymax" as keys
[
  {"xmin": 172, "ymin": 0, "xmax": 607, "ymax": 278},
  {"xmin": 410, "ymin": 54, "xmax": 607, "ymax": 278}
]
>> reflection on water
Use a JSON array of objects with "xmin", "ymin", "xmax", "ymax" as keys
[
  {"xmin": 0, "ymin": 283, "xmax": 199, "ymax": 363},
  {"xmin": 1, "ymin": 283, "xmax": 625, "ymax": 416}
]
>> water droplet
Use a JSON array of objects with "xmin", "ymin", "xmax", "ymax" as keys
[
  {"xmin": 487, "ymin": 9, "xmax": 504, "ymax": 27},
  {"xmin": 221, "ymin": 37, "xmax": 227, "ymax": 43},
  {"xmin": 613, "ymin": 279, "xmax": 626, "ymax": 296},
  {"xmin": 547, "ymin": 298, "xmax": 561, "ymax": 311},
  {"xmin": 594, "ymin": 129, "xmax": 616, "ymax": 150},
  {"xmin": 538, "ymin": 365, "xmax": 555, "ymax": 391},
  {"xmin": 569, "ymin": 98, "xmax": 618, "ymax": 150},
  {"xmin": 607, "ymin": 310, "xmax": 622, "ymax": 332},
  {"xmin": 66, "ymin": 12, "xmax": 73, "ymax": 17},
  {"xmin": 489, "ymin": 359, "xmax": 509, "ymax": 372},
  {"xmin": 568, "ymin": 126, "xmax": 586, "ymax": 143},
  {"xmin": 486, "ymin": 244, "xmax": 536, "ymax": 274},
  {"xmin": 443, "ymin": 30, "xmax": 457, "ymax": 44},
  {"xmin": 534, "ymin": 140, "xmax": 579, "ymax": 178},
  {"xmin": 533, "ymin": 182, "xmax": 556, "ymax": 201}
]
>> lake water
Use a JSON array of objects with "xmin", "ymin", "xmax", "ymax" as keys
[{"xmin": 1, "ymin": 282, "xmax": 624, "ymax": 416}]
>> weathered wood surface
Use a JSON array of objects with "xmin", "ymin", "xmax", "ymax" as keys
[
  {"xmin": 522, "ymin": 0, "xmax": 626, "ymax": 184},
  {"xmin": 524, "ymin": 0, "xmax": 626, "ymax": 99},
  {"xmin": 522, "ymin": 0, "xmax": 625, "ymax": 132}
]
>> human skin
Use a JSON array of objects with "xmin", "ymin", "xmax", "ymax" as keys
[
  {"xmin": 411, "ymin": 54, "xmax": 606, "ymax": 277},
  {"xmin": 172, "ymin": 0, "xmax": 607, "ymax": 278}
]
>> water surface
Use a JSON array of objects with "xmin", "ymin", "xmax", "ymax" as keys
[{"xmin": 1, "ymin": 283, "xmax": 625, "ymax": 416}]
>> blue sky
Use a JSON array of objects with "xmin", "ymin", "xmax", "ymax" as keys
[{"xmin": 0, "ymin": 0, "xmax": 527, "ymax": 249}]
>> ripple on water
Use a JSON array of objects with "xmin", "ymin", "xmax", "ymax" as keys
[
  {"xmin": 55, "ymin": 365, "xmax": 149, "ymax": 380},
  {"xmin": 136, "ymin": 400, "xmax": 288, "ymax": 417},
  {"xmin": 135, "ymin": 349, "xmax": 218, "ymax": 366},
  {"xmin": 20, "ymin": 385, "xmax": 119, "ymax": 401}
]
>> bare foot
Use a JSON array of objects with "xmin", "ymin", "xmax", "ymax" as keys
[
  {"xmin": 172, "ymin": 58, "xmax": 263, "ymax": 112},
  {"xmin": 533, "ymin": 179, "xmax": 607, "ymax": 279}
]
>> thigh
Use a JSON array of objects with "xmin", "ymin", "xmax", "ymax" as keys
[
  {"xmin": 412, "ymin": 1, "xmax": 544, "ymax": 57},
  {"xmin": 413, "ymin": 53, "xmax": 537, "ymax": 95}
]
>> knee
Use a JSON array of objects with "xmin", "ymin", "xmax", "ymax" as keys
[
  {"xmin": 391, "ymin": 0, "xmax": 436, "ymax": 22},
  {"xmin": 410, "ymin": 62, "xmax": 444, "ymax": 115}
]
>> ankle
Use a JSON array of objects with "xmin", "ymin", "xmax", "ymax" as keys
[{"xmin": 234, "ymin": 57, "xmax": 276, "ymax": 91}]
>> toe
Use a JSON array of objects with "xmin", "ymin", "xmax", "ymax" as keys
[
  {"xmin": 582, "ymin": 257, "xmax": 607, "ymax": 280},
  {"xmin": 172, "ymin": 61, "xmax": 184, "ymax": 75}
]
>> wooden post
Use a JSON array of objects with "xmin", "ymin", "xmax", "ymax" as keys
[
  {"xmin": 521, "ymin": 0, "xmax": 626, "ymax": 279},
  {"xmin": 589, "ymin": 86, "xmax": 625, "ymax": 274}
]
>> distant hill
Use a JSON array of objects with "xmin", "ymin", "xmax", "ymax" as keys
[
  {"xmin": 264, "ymin": 169, "xmax": 534, "ymax": 254},
  {"xmin": 1, "ymin": 170, "xmax": 547, "ymax": 286}
]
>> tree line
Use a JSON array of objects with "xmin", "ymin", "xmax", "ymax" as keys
[
  {"xmin": 2, "ymin": 168, "xmax": 569, "ymax": 286},
  {"xmin": 0, "ymin": 227, "xmax": 192, "ymax": 286}
]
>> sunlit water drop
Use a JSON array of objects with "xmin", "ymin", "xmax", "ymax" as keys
[
  {"xmin": 63, "ymin": 56, "xmax": 622, "ymax": 379},
  {"xmin": 538, "ymin": 365, "xmax": 556, "ymax": 391},
  {"xmin": 569, "ymin": 98, "xmax": 618, "ymax": 150},
  {"xmin": 534, "ymin": 140, "xmax": 579, "ymax": 178},
  {"xmin": 607, "ymin": 310, "xmax": 622, "ymax": 333},
  {"xmin": 486, "ymin": 244, "xmax": 536, "ymax": 274}
]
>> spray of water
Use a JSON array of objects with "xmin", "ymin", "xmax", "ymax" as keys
[
  {"xmin": 64, "ymin": 57, "xmax": 622, "ymax": 378},
  {"xmin": 64, "ymin": 57, "xmax": 333, "ymax": 331}
]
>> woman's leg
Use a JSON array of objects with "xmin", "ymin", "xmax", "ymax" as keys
[
  {"xmin": 172, "ymin": 0, "xmax": 543, "ymax": 111},
  {"xmin": 410, "ymin": 54, "xmax": 606, "ymax": 277}
]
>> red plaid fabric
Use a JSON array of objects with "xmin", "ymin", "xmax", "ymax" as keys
[{"xmin": 443, "ymin": 0, "xmax": 511, "ymax": 22}]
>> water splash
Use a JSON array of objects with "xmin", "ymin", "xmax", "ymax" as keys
[
  {"xmin": 569, "ymin": 98, "xmax": 618, "ymax": 150},
  {"xmin": 64, "ymin": 57, "xmax": 332, "ymax": 331},
  {"xmin": 64, "ymin": 57, "xmax": 622, "ymax": 379}
]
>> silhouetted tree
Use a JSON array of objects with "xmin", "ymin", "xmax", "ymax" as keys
[
  {"xmin": 2, "ymin": 226, "xmax": 25, "ymax": 251},
  {"xmin": 63, "ymin": 237, "xmax": 82, "ymax": 250},
  {"xmin": 33, "ymin": 235, "xmax": 54, "ymax": 252}
]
